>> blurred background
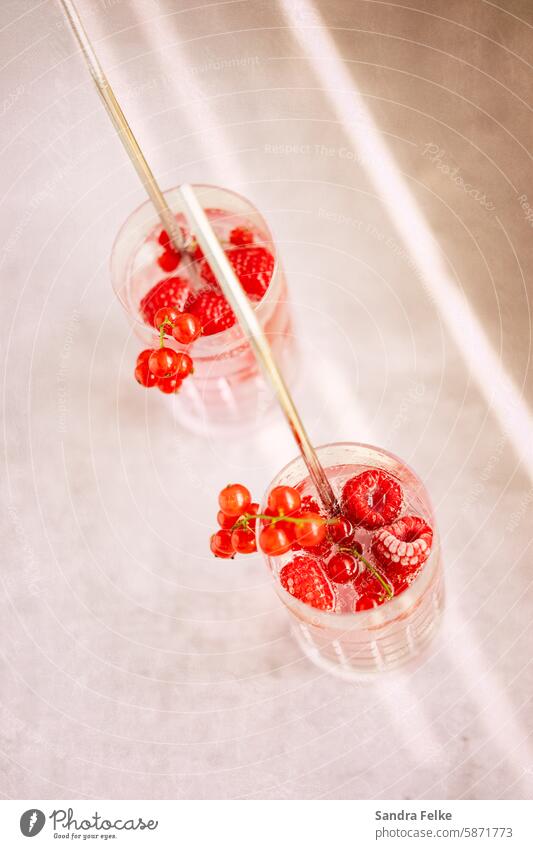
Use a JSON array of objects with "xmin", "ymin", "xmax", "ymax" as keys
[{"xmin": 1, "ymin": 0, "xmax": 532, "ymax": 799}]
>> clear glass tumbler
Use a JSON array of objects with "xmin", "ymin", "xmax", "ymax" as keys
[
  {"xmin": 111, "ymin": 184, "xmax": 294, "ymax": 434},
  {"xmin": 261, "ymin": 443, "xmax": 444, "ymax": 681}
]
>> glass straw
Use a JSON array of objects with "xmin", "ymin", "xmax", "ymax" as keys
[
  {"xmin": 59, "ymin": 0, "xmax": 338, "ymax": 515},
  {"xmin": 59, "ymin": 0, "xmax": 185, "ymax": 253},
  {"xmin": 178, "ymin": 185, "xmax": 338, "ymax": 514}
]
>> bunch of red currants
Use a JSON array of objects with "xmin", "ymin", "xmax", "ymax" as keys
[
  {"xmin": 134, "ymin": 306, "xmax": 202, "ymax": 395},
  {"xmin": 210, "ymin": 482, "xmax": 351, "ymax": 559}
]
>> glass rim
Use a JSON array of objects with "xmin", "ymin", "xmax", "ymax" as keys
[
  {"xmin": 261, "ymin": 441, "xmax": 441, "ymax": 629},
  {"xmin": 109, "ymin": 183, "xmax": 281, "ymax": 350}
]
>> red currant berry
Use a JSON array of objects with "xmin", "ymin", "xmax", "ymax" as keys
[
  {"xmin": 324, "ymin": 552, "xmax": 359, "ymax": 584},
  {"xmin": 246, "ymin": 502, "xmax": 260, "ymax": 531},
  {"xmin": 260, "ymin": 507, "xmax": 277, "ymax": 525},
  {"xmin": 217, "ymin": 510, "xmax": 235, "ymax": 530},
  {"xmin": 157, "ymin": 248, "xmax": 181, "ymax": 272},
  {"xmin": 328, "ymin": 516, "xmax": 355, "ymax": 545},
  {"xmin": 274, "ymin": 518, "xmax": 297, "ymax": 542},
  {"xmin": 172, "ymin": 313, "xmax": 202, "ymax": 345},
  {"xmin": 267, "ymin": 485, "xmax": 301, "ymax": 515},
  {"xmin": 259, "ymin": 524, "xmax": 292, "ymax": 556},
  {"xmin": 210, "ymin": 530, "xmax": 235, "ymax": 559},
  {"xmin": 157, "ymin": 376, "xmax": 182, "ymax": 394},
  {"xmin": 134, "ymin": 361, "xmax": 157, "ymax": 387},
  {"xmin": 136, "ymin": 349, "xmax": 153, "ymax": 368},
  {"xmin": 354, "ymin": 594, "xmax": 381, "ymax": 612},
  {"xmin": 153, "ymin": 306, "xmax": 180, "ymax": 332},
  {"xmin": 148, "ymin": 347, "xmax": 180, "ymax": 378},
  {"xmin": 218, "ymin": 484, "xmax": 251, "ymax": 517},
  {"xmin": 229, "ymin": 226, "xmax": 254, "ymax": 246},
  {"xmin": 293, "ymin": 513, "xmax": 327, "ymax": 549},
  {"xmin": 174, "ymin": 352, "xmax": 194, "ymax": 379},
  {"xmin": 231, "ymin": 527, "xmax": 257, "ymax": 554}
]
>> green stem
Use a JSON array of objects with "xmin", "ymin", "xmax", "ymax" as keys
[
  {"xmin": 235, "ymin": 511, "xmax": 340, "ymax": 530},
  {"xmin": 159, "ymin": 319, "xmax": 173, "ymax": 348},
  {"xmin": 339, "ymin": 545, "xmax": 394, "ymax": 600}
]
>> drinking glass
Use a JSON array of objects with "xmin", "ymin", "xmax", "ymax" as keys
[
  {"xmin": 261, "ymin": 442, "xmax": 444, "ymax": 680},
  {"xmin": 111, "ymin": 184, "xmax": 294, "ymax": 433}
]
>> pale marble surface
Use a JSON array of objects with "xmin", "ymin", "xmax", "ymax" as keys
[{"xmin": 1, "ymin": 0, "xmax": 532, "ymax": 799}]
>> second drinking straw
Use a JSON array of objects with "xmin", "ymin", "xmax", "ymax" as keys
[
  {"xmin": 59, "ymin": 0, "xmax": 185, "ymax": 255},
  {"xmin": 177, "ymin": 185, "xmax": 339, "ymax": 515},
  {"xmin": 59, "ymin": 0, "xmax": 339, "ymax": 515}
]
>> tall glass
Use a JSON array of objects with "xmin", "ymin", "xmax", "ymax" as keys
[
  {"xmin": 261, "ymin": 443, "xmax": 444, "ymax": 681},
  {"xmin": 111, "ymin": 185, "xmax": 294, "ymax": 434}
]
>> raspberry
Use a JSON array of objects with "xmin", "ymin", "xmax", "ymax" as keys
[
  {"xmin": 279, "ymin": 556, "xmax": 334, "ymax": 611},
  {"xmin": 300, "ymin": 495, "xmax": 321, "ymax": 514},
  {"xmin": 200, "ymin": 245, "xmax": 274, "ymax": 300},
  {"xmin": 189, "ymin": 289, "xmax": 236, "ymax": 336},
  {"xmin": 157, "ymin": 248, "xmax": 181, "ymax": 272},
  {"xmin": 158, "ymin": 224, "xmax": 187, "ymax": 248},
  {"xmin": 229, "ymin": 226, "xmax": 254, "ymax": 246},
  {"xmin": 139, "ymin": 277, "xmax": 193, "ymax": 328},
  {"xmin": 342, "ymin": 469, "xmax": 402, "ymax": 529},
  {"xmin": 372, "ymin": 515, "xmax": 433, "ymax": 579}
]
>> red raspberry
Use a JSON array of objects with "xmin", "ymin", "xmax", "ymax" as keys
[
  {"xmin": 371, "ymin": 516, "xmax": 433, "ymax": 584},
  {"xmin": 279, "ymin": 556, "xmax": 334, "ymax": 611},
  {"xmin": 300, "ymin": 495, "xmax": 321, "ymax": 514},
  {"xmin": 200, "ymin": 245, "xmax": 274, "ymax": 300},
  {"xmin": 342, "ymin": 469, "xmax": 402, "ymax": 529},
  {"xmin": 189, "ymin": 289, "xmax": 236, "ymax": 336},
  {"xmin": 157, "ymin": 248, "xmax": 181, "ymax": 272},
  {"xmin": 229, "ymin": 226, "xmax": 254, "ymax": 246},
  {"xmin": 139, "ymin": 277, "xmax": 193, "ymax": 328},
  {"xmin": 158, "ymin": 224, "xmax": 187, "ymax": 249}
]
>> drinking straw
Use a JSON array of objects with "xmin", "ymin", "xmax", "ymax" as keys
[
  {"xmin": 59, "ymin": 0, "xmax": 339, "ymax": 515},
  {"xmin": 178, "ymin": 185, "xmax": 338, "ymax": 514},
  {"xmin": 59, "ymin": 0, "xmax": 185, "ymax": 253}
]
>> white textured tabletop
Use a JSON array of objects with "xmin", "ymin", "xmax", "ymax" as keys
[{"xmin": 1, "ymin": 0, "xmax": 532, "ymax": 800}]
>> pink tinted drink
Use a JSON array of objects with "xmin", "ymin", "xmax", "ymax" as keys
[
  {"xmin": 111, "ymin": 185, "xmax": 294, "ymax": 433},
  {"xmin": 261, "ymin": 443, "xmax": 444, "ymax": 680}
]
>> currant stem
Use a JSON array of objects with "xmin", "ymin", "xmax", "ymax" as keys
[
  {"xmin": 159, "ymin": 318, "xmax": 173, "ymax": 348},
  {"xmin": 235, "ymin": 511, "xmax": 333, "ymax": 530},
  {"xmin": 339, "ymin": 545, "xmax": 394, "ymax": 599}
]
